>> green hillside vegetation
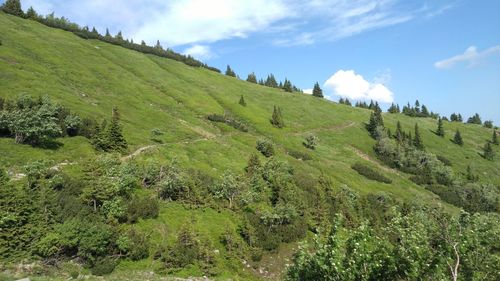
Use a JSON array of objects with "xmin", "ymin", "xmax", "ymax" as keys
[{"xmin": 1, "ymin": 10, "xmax": 499, "ymax": 281}]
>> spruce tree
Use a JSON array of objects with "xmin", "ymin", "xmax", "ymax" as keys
[
  {"xmin": 225, "ymin": 65, "xmax": 236, "ymax": 77},
  {"xmin": 105, "ymin": 28, "xmax": 111, "ymax": 38},
  {"xmin": 1, "ymin": 0, "xmax": 24, "ymax": 17},
  {"xmin": 344, "ymin": 98, "xmax": 351, "ymax": 106},
  {"xmin": 106, "ymin": 107, "xmax": 127, "ymax": 152},
  {"xmin": 395, "ymin": 121, "xmax": 403, "ymax": 143},
  {"xmin": 367, "ymin": 109, "xmax": 384, "ymax": 139},
  {"xmin": 239, "ymin": 95, "xmax": 246, "ymax": 107},
  {"xmin": 270, "ymin": 106, "xmax": 284, "ymax": 128},
  {"xmin": 413, "ymin": 123, "xmax": 424, "ymax": 149},
  {"xmin": 482, "ymin": 142, "xmax": 495, "ymax": 161},
  {"xmin": 26, "ymin": 6, "xmax": 37, "ymax": 19},
  {"xmin": 265, "ymin": 74, "xmax": 278, "ymax": 88},
  {"xmin": 283, "ymin": 79, "xmax": 293, "ymax": 92},
  {"xmin": 312, "ymin": 82, "xmax": 323, "ymax": 98},
  {"xmin": 436, "ymin": 117, "xmax": 445, "ymax": 137},
  {"xmin": 492, "ymin": 130, "xmax": 498, "ymax": 145},
  {"xmin": 246, "ymin": 72, "xmax": 257, "ymax": 83},
  {"xmin": 467, "ymin": 113, "xmax": 482, "ymax": 125},
  {"xmin": 453, "ymin": 129, "xmax": 463, "ymax": 146}
]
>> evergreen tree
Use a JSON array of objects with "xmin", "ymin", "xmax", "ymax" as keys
[
  {"xmin": 466, "ymin": 165, "xmax": 478, "ymax": 182},
  {"xmin": 457, "ymin": 114, "xmax": 463, "ymax": 122},
  {"xmin": 246, "ymin": 72, "xmax": 257, "ymax": 83},
  {"xmin": 283, "ymin": 79, "xmax": 293, "ymax": 92},
  {"xmin": 413, "ymin": 123, "xmax": 424, "ymax": 149},
  {"xmin": 1, "ymin": 0, "xmax": 24, "ymax": 17},
  {"xmin": 388, "ymin": 103, "xmax": 399, "ymax": 113},
  {"xmin": 245, "ymin": 153, "xmax": 261, "ymax": 176},
  {"xmin": 368, "ymin": 100, "xmax": 375, "ymax": 110},
  {"xmin": 154, "ymin": 40, "xmax": 162, "ymax": 49},
  {"xmin": 339, "ymin": 98, "xmax": 345, "ymax": 104},
  {"xmin": 26, "ymin": 6, "xmax": 38, "ymax": 19},
  {"xmin": 367, "ymin": 109, "xmax": 384, "ymax": 139},
  {"xmin": 436, "ymin": 117, "xmax": 445, "ymax": 137},
  {"xmin": 467, "ymin": 113, "xmax": 482, "ymax": 125},
  {"xmin": 312, "ymin": 82, "xmax": 323, "ymax": 98},
  {"xmin": 482, "ymin": 142, "xmax": 495, "ymax": 161},
  {"xmin": 225, "ymin": 65, "xmax": 236, "ymax": 77},
  {"xmin": 105, "ymin": 28, "xmax": 111, "ymax": 38},
  {"xmin": 344, "ymin": 98, "xmax": 351, "ymax": 106},
  {"xmin": 453, "ymin": 129, "xmax": 463, "ymax": 146},
  {"xmin": 106, "ymin": 107, "xmax": 128, "ymax": 152},
  {"xmin": 414, "ymin": 100, "xmax": 420, "ymax": 113},
  {"xmin": 270, "ymin": 105, "xmax": 284, "ymax": 128},
  {"xmin": 450, "ymin": 113, "xmax": 458, "ymax": 122},
  {"xmin": 265, "ymin": 74, "xmax": 278, "ymax": 88},
  {"xmin": 115, "ymin": 31, "xmax": 124, "ymax": 41},
  {"xmin": 492, "ymin": 130, "xmax": 498, "ymax": 145},
  {"xmin": 395, "ymin": 121, "xmax": 403, "ymax": 143},
  {"xmin": 239, "ymin": 95, "xmax": 246, "ymax": 107},
  {"xmin": 483, "ymin": 120, "xmax": 493, "ymax": 128},
  {"xmin": 421, "ymin": 105, "xmax": 429, "ymax": 117}
]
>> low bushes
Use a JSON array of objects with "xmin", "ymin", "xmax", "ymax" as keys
[
  {"xmin": 207, "ymin": 113, "xmax": 248, "ymax": 132},
  {"xmin": 256, "ymin": 139, "xmax": 274, "ymax": 157},
  {"xmin": 351, "ymin": 162, "xmax": 392, "ymax": 184}
]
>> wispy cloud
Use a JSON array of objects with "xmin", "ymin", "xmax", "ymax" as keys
[
  {"xmin": 21, "ymin": 0, "xmax": 455, "ymax": 49},
  {"xmin": 434, "ymin": 45, "xmax": 500, "ymax": 69},
  {"xmin": 323, "ymin": 70, "xmax": 394, "ymax": 103}
]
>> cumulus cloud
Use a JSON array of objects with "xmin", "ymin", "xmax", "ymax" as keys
[
  {"xmin": 434, "ymin": 45, "xmax": 500, "ymax": 69},
  {"xmin": 182, "ymin": 45, "xmax": 214, "ymax": 60},
  {"xmin": 323, "ymin": 70, "xmax": 394, "ymax": 103}
]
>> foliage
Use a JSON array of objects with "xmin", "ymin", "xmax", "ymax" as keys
[
  {"xmin": 436, "ymin": 117, "xmax": 445, "ymax": 137},
  {"xmin": 482, "ymin": 142, "xmax": 495, "ymax": 161},
  {"xmin": 238, "ymin": 95, "xmax": 246, "ymax": 106},
  {"xmin": 1, "ymin": 0, "xmax": 24, "ymax": 17},
  {"xmin": 225, "ymin": 65, "xmax": 236, "ymax": 77},
  {"xmin": 312, "ymin": 82, "xmax": 323, "ymax": 98},
  {"xmin": 467, "ymin": 113, "xmax": 482, "ymax": 125},
  {"xmin": 256, "ymin": 139, "xmax": 274, "ymax": 157},
  {"xmin": 351, "ymin": 162, "xmax": 392, "ymax": 183},
  {"xmin": 90, "ymin": 257, "xmax": 117, "ymax": 276},
  {"xmin": 211, "ymin": 171, "xmax": 243, "ymax": 209},
  {"xmin": 207, "ymin": 113, "xmax": 248, "ymax": 132},
  {"xmin": 126, "ymin": 196, "xmax": 159, "ymax": 223},
  {"xmin": 453, "ymin": 129, "xmax": 463, "ymax": 145},
  {"xmin": 246, "ymin": 72, "xmax": 257, "ymax": 83},
  {"xmin": 287, "ymin": 149, "xmax": 313, "ymax": 161},
  {"xmin": 270, "ymin": 105, "xmax": 285, "ymax": 128},
  {"xmin": 303, "ymin": 134, "xmax": 318, "ymax": 150}
]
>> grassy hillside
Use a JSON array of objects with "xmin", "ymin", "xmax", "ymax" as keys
[{"xmin": 1, "ymin": 12, "xmax": 499, "ymax": 280}]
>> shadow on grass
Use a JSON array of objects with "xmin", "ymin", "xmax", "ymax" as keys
[{"xmin": 36, "ymin": 139, "xmax": 64, "ymax": 150}]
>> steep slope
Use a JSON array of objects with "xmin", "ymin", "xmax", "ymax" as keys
[{"xmin": 1, "ymin": 12, "xmax": 499, "ymax": 280}]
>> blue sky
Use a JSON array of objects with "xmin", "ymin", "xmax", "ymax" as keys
[{"xmin": 13, "ymin": 0, "xmax": 500, "ymax": 123}]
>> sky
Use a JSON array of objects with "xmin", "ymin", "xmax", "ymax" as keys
[{"xmin": 12, "ymin": 0, "xmax": 500, "ymax": 123}]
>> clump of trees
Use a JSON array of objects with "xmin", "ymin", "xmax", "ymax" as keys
[
  {"xmin": 225, "ymin": 65, "xmax": 236, "ymax": 77},
  {"xmin": 351, "ymin": 162, "xmax": 392, "ymax": 183},
  {"xmin": 256, "ymin": 139, "xmax": 274, "ymax": 157},
  {"xmin": 338, "ymin": 98, "xmax": 352, "ymax": 106},
  {"xmin": 467, "ymin": 113, "xmax": 482, "ymax": 125},
  {"xmin": 312, "ymin": 82, "xmax": 323, "ymax": 98},
  {"xmin": 401, "ymin": 100, "xmax": 438, "ymax": 118},
  {"xmin": 92, "ymin": 107, "xmax": 128, "ymax": 153},
  {"xmin": 450, "ymin": 113, "xmax": 463, "ymax": 122}
]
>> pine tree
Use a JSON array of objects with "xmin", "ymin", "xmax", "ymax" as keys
[
  {"xmin": 115, "ymin": 31, "xmax": 124, "ymax": 41},
  {"xmin": 225, "ymin": 65, "xmax": 236, "ymax": 77},
  {"xmin": 239, "ymin": 95, "xmax": 246, "ymax": 107},
  {"xmin": 26, "ymin": 6, "xmax": 37, "ymax": 19},
  {"xmin": 246, "ymin": 72, "xmax": 257, "ymax": 83},
  {"xmin": 388, "ymin": 103, "xmax": 399, "ymax": 113},
  {"xmin": 1, "ymin": 0, "xmax": 24, "ymax": 17},
  {"xmin": 265, "ymin": 74, "xmax": 278, "ymax": 88},
  {"xmin": 453, "ymin": 129, "xmax": 463, "ymax": 146},
  {"xmin": 339, "ymin": 98, "xmax": 345, "ymax": 104},
  {"xmin": 482, "ymin": 142, "xmax": 495, "ymax": 161},
  {"xmin": 106, "ymin": 107, "xmax": 128, "ymax": 152},
  {"xmin": 421, "ymin": 105, "xmax": 429, "ymax": 117},
  {"xmin": 245, "ymin": 153, "xmax": 261, "ymax": 176},
  {"xmin": 395, "ymin": 121, "xmax": 403, "ymax": 143},
  {"xmin": 467, "ymin": 113, "xmax": 482, "ymax": 125},
  {"xmin": 436, "ymin": 117, "xmax": 445, "ymax": 137},
  {"xmin": 368, "ymin": 100, "xmax": 375, "ymax": 110},
  {"xmin": 367, "ymin": 109, "xmax": 384, "ymax": 139},
  {"xmin": 450, "ymin": 113, "xmax": 458, "ymax": 122},
  {"xmin": 413, "ymin": 123, "xmax": 424, "ymax": 149},
  {"xmin": 270, "ymin": 106, "xmax": 284, "ymax": 128},
  {"xmin": 105, "ymin": 28, "xmax": 111, "ymax": 37},
  {"xmin": 155, "ymin": 40, "xmax": 162, "ymax": 49},
  {"xmin": 312, "ymin": 82, "xmax": 323, "ymax": 98},
  {"xmin": 344, "ymin": 98, "xmax": 351, "ymax": 106},
  {"xmin": 492, "ymin": 130, "xmax": 499, "ymax": 145},
  {"xmin": 457, "ymin": 114, "xmax": 463, "ymax": 122},
  {"xmin": 283, "ymin": 79, "xmax": 293, "ymax": 92}
]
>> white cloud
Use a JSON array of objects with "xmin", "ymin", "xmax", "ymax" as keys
[
  {"xmin": 434, "ymin": 45, "xmax": 500, "ymax": 69},
  {"xmin": 303, "ymin": 89, "xmax": 313, "ymax": 95},
  {"xmin": 182, "ymin": 45, "xmax": 214, "ymax": 60},
  {"xmin": 323, "ymin": 70, "xmax": 394, "ymax": 103},
  {"xmin": 23, "ymin": 1, "xmax": 453, "ymax": 48}
]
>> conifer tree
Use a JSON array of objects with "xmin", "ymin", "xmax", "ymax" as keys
[
  {"xmin": 105, "ymin": 28, "xmax": 111, "ymax": 38},
  {"xmin": 283, "ymin": 79, "xmax": 293, "ymax": 92},
  {"xmin": 265, "ymin": 74, "xmax": 278, "ymax": 88},
  {"xmin": 26, "ymin": 6, "xmax": 37, "ymax": 19},
  {"xmin": 467, "ymin": 113, "xmax": 482, "ymax": 125},
  {"xmin": 482, "ymin": 142, "xmax": 495, "ymax": 161},
  {"xmin": 312, "ymin": 82, "xmax": 323, "ymax": 98},
  {"xmin": 270, "ymin": 105, "xmax": 284, "ymax": 128},
  {"xmin": 453, "ymin": 129, "xmax": 463, "ymax": 146},
  {"xmin": 450, "ymin": 113, "xmax": 458, "ymax": 122},
  {"xmin": 155, "ymin": 40, "xmax": 162, "ymax": 49},
  {"xmin": 413, "ymin": 123, "xmax": 424, "ymax": 149},
  {"xmin": 492, "ymin": 130, "xmax": 498, "ymax": 145},
  {"xmin": 395, "ymin": 121, "xmax": 403, "ymax": 143},
  {"xmin": 367, "ymin": 108, "xmax": 384, "ymax": 139},
  {"xmin": 106, "ymin": 107, "xmax": 128, "ymax": 152},
  {"xmin": 246, "ymin": 72, "xmax": 257, "ymax": 83},
  {"xmin": 245, "ymin": 153, "xmax": 261, "ymax": 176},
  {"xmin": 239, "ymin": 95, "xmax": 246, "ymax": 107},
  {"xmin": 457, "ymin": 114, "xmax": 463, "ymax": 122},
  {"xmin": 421, "ymin": 105, "xmax": 429, "ymax": 117},
  {"xmin": 466, "ymin": 165, "xmax": 478, "ymax": 182},
  {"xmin": 368, "ymin": 100, "xmax": 375, "ymax": 110},
  {"xmin": 388, "ymin": 103, "xmax": 399, "ymax": 113},
  {"xmin": 339, "ymin": 98, "xmax": 345, "ymax": 104},
  {"xmin": 436, "ymin": 117, "xmax": 445, "ymax": 137},
  {"xmin": 115, "ymin": 31, "xmax": 124, "ymax": 41},
  {"xmin": 225, "ymin": 65, "xmax": 236, "ymax": 77},
  {"xmin": 483, "ymin": 120, "xmax": 493, "ymax": 128},
  {"xmin": 1, "ymin": 0, "xmax": 24, "ymax": 17},
  {"xmin": 344, "ymin": 98, "xmax": 351, "ymax": 106}
]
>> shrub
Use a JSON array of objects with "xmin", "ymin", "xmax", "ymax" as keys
[
  {"xmin": 303, "ymin": 134, "xmax": 318, "ymax": 150},
  {"xmin": 91, "ymin": 257, "xmax": 116, "ymax": 276},
  {"xmin": 287, "ymin": 149, "xmax": 312, "ymax": 161},
  {"xmin": 207, "ymin": 113, "xmax": 248, "ymax": 132},
  {"xmin": 436, "ymin": 155, "xmax": 452, "ymax": 166},
  {"xmin": 126, "ymin": 196, "xmax": 159, "ymax": 223},
  {"xmin": 256, "ymin": 139, "xmax": 274, "ymax": 157},
  {"xmin": 351, "ymin": 163, "xmax": 392, "ymax": 184},
  {"xmin": 117, "ymin": 229, "xmax": 150, "ymax": 261}
]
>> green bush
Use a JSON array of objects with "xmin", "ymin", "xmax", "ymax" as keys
[
  {"xmin": 256, "ymin": 139, "xmax": 274, "ymax": 157},
  {"xmin": 437, "ymin": 155, "xmax": 452, "ymax": 166},
  {"xmin": 207, "ymin": 113, "xmax": 248, "ymax": 132},
  {"xmin": 126, "ymin": 196, "xmax": 159, "ymax": 223},
  {"xmin": 351, "ymin": 163, "xmax": 392, "ymax": 184},
  {"xmin": 91, "ymin": 257, "xmax": 116, "ymax": 276},
  {"xmin": 303, "ymin": 134, "xmax": 318, "ymax": 150},
  {"xmin": 287, "ymin": 149, "xmax": 312, "ymax": 160}
]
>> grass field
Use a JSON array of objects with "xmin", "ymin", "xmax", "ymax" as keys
[{"xmin": 1, "ymin": 12, "xmax": 499, "ymax": 280}]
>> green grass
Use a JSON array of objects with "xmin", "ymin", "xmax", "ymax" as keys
[{"xmin": 1, "ymin": 12, "xmax": 499, "ymax": 279}]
